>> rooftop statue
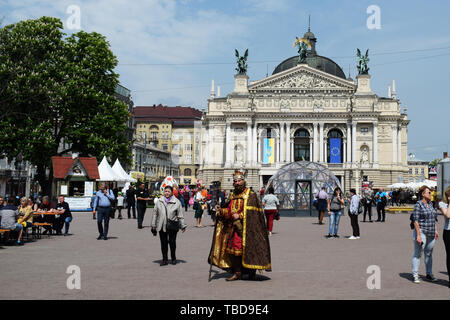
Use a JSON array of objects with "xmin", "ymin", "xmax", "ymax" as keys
[
  {"xmin": 235, "ymin": 49, "xmax": 248, "ymax": 75},
  {"xmin": 293, "ymin": 37, "xmax": 310, "ymax": 64},
  {"xmin": 356, "ymin": 48, "xmax": 370, "ymax": 75}
]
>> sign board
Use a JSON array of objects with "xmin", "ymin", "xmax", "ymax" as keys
[
  {"xmin": 65, "ymin": 197, "xmax": 92, "ymax": 211},
  {"xmin": 60, "ymin": 185, "xmax": 68, "ymax": 195},
  {"xmin": 84, "ymin": 181, "xmax": 94, "ymax": 196}
]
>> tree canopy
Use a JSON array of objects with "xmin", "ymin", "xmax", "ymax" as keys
[{"xmin": 0, "ymin": 16, "xmax": 131, "ymax": 194}]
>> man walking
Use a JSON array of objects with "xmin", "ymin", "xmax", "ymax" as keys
[
  {"xmin": 136, "ymin": 183, "xmax": 150, "ymax": 229},
  {"xmin": 92, "ymin": 183, "xmax": 115, "ymax": 240},
  {"xmin": 375, "ymin": 187, "xmax": 387, "ymax": 222},
  {"xmin": 126, "ymin": 184, "xmax": 136, "ymax": 219}
]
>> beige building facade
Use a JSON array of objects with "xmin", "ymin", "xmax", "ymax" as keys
[{"xmin": 199, "ymin": 30, "xmax": 410, "ymax": 193}]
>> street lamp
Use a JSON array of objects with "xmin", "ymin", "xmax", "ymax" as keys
[{"xmin": 16, "ymin": 153, "xmax": 23, "ymax": 196}]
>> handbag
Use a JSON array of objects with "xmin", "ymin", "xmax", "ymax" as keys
[
  {"xmin": 193, "ymin": 201, "xmax": 199, "ymax": 210},
  {"xmin": 164, "ymin": 203, "xmax": 180, "ymax": 231},
  {"xmin": 275, "ymin": 212, "xmax": 280, "ymax": 221},
  {"xmin": 330, "ymin": 196, "xmax": 341, "ymax": 211}
]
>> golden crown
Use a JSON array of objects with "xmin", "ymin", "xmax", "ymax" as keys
[{"xmin": 233, "ymin": 169, "xmax": 246, "ymax": 180}]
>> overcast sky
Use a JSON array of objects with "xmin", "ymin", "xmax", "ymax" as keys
[{"xmin": 2, "ymin": 0, "xmax": 449, "ymax": 161}]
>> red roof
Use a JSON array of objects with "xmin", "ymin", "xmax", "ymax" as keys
[
  {"xmin": 133, "ymin": 105, "xmax": 203, "ymax": 122},
  {"xmin": 52, "ymin": 156, "xmax": 100, "ymax": 180}
]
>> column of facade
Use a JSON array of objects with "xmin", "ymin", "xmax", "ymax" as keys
[
  {"xmin": 204, "ymin": 126, "xmax": 209, "ymax": 165},
  {"xmin": 247, "ymin": 122, "xmax": 252, "ymax": 166},
  {"xmin": 347, "ymin": 122, "xmax": 352, "ymax": 164},
  {"xmin": 397, "ymin": 125, "xmax": 402, "ymax": 164},
  {"xmin": 225, "ymin": 122, "xmax": 231, "ymax": 167},
  {"xmin": 252, "ymin": 124, "xmax": 257, "ymax": 166},
  {"xmin": 286, "ymin": 123, "xmax": 291, "ymax": 163},
  {"xmin": 319, "ymin": 123, "xmax": 324, "ymax": 163},
  {"xmin": 309, "ymin": 138, "xmax": 313, "ymax": 162},
  {"xmin": 257, "ymin": 127, "xmax": 261, "ymax": 164},
  {"xmin": 313, "ymin": 123, "xmax": 318, "ymax": 162},
  {"xmin": 373, "ymin": 122, "xmax": 378, "ymax": 166},
  {"xmin": 280, "ymin": 123, "xmax": 285, "ymax": 163},
  {"xmin": 352, "ymin": 121, "xmax": 357, "ymax": 165},
  {"xmin": 392, "ymin": 124, "xmax": 397, "ymax": 165},
  {"xmin": 343, "ymin": 138, "xmax": 347, "ymax": 163}
]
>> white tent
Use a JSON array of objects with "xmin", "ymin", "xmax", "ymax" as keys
[
  {"xmin": 112, "ymin": 159, "xmax": 137, "ymax": 183},
  {"xmin": 386, "ymin": 183, "xmax": 407, "ymax": 189},
  {"xmin": 97, "ymin": 156, "xmax": 124, "ymax": 182}
]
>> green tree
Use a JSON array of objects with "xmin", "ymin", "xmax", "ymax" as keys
[
  {"xmin": 429, "ymin": 158, "xmax": 442, "ymax": 167},
  {"xmin": 0, "ymin": 16, "xmax": 131, "ymax": 195}
]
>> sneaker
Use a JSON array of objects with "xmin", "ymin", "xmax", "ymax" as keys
[
  {"xmin": 333, "ymin": 234, "xmax": 340, "ymax": 238},
  {"xmin": 413, "ymin": 275, "xmax": 420, "ymax": 283},
  {"xmin": 97, "ymin": 235, "xmax": 103, "ymax": 240},
  {"xmin": 425, "ymin": 274, "xmax": 438, "ymax": 282},
  {"xmin": 325, "ymin": 234, "xmax": 333, "ymax": 238},
  {"xmin": 355, "ymin": 236, "xmax": 360, "ymax": 239},
  {"xmin": 348, "ymin": 236, "xmax": 357, "ymax": 240}
]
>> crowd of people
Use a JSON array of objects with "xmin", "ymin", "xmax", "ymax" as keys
[
  {"xmin": 2, "ymin": 178, "xmax": 449, "ymax": 287},
  {"xmin": 0, "ymin": 194, "xmax": 73, "ymax": 246}
]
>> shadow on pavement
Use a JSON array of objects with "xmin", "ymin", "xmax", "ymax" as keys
[
  {"xmin": 152, "ymin": 259, "xmax": 187, "ymax": 264},
  {"xmin": 399, "ymin": 272, "xmax": 449, "ymax": 287}
]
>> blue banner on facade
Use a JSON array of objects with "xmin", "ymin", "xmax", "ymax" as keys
[{"xmin": 330, "ymin": 138, "xmax": 341, "ymax": 163}]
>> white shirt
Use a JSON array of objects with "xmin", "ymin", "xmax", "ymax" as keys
[
  {"xmin": 439, "ymin": 201, "xmax": 449, "ymax": 230},
  {"xmin": 262, "ymin": 194, "xmax": 280, "ymax": 210},
  {"xmin": 117, "ymin": 196, "xmax": 124, "ymax": 207}
]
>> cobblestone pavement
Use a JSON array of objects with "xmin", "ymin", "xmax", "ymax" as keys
[{"xmin": 0, "ymin": 208, "xmax": 448, "ymax": 299}]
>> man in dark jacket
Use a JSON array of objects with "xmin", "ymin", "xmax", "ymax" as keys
[
  {"xmin": 136, "ymin": 183, "xmax": 150, "ymax": 229},
  {"xmin": 126, "ymin": 185, "xmax": 136, "ymax": 219},
  {"xmin": 54, "ymin": 195, "xmax": 73, "ymax": 236}
]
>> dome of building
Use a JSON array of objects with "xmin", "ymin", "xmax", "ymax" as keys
[
  {"xmin": 272, "ymin": 55, "xmax": 346, "ymax": 79},
  {"xmin": 272, "ymin": 28, "xmax": 347, "ymax": 79}
]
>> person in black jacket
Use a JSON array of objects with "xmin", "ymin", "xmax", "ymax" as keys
[
  {"xmin": 136, "ymin": 183, "xmax": 150, "ymax": 229},
  {"xmin": 126, "ymin": 184, "xmax": 136, "ymax": 219},
  {"xmin": 55, "ymin": 195, "xmax": 73, "ymax": 236}
]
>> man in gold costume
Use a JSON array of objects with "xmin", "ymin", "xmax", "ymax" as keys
[{"xmin": 208, "ymin": 170, "xmax": 271, "ymax": 281}]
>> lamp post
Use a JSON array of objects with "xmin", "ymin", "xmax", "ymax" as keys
[{"xmin": 16, "ymin": 153, "xmax": 23, "ymax": 196}]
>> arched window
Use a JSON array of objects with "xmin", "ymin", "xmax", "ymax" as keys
[
  {"xmin": 184, "ymin": 168, "xmax": 192, "ymax": 176},
  {"xmin": 327, "ymin": 129, "xmax": 343, "ymax": 163},
  {"xmin": 294, "ymin": 129, "xmax": 310, "ymax": 161}
]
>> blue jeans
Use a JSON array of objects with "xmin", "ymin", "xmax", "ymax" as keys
[
  {"xmin": 97, "ymin": 207, "xmax": 110, "ymax": 237},
  {"xmin": 64, "ymin": 217, "xmax": 72, "ymax": 234},
  {"xmin": 412, "ymin": 230, "xmax": 436, "ymax": 277},
  {"xmin": 329, "ymin": 211, "xmax": 342, "ymax": 235}
]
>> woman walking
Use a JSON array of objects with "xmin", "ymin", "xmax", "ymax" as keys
[
  {"xmin": 194, "ymin": 188, "xmax": 205, "ymax": 227},
  {"xmin": 438, "ymin": 186, "xmax": 450, "ymax": 287},
  {"xmin": 411, "ymin": 185, "xmax": 439, "ymax": 284},
  {"xmin": 151, "ymin": 186, "xmax": 187, "ymax": 266},
  {"xmin": 315, "ymin": 186, "xmax": 328, "ymax": 225},
  {"xmin": 326, "ymin": 187, "xmax": 345, "ymax": 238},
  {"xmin": 262, "ymin": 186, "xmax": 280, "ymax": 236}
]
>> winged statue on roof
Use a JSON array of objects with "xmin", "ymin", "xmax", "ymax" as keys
[
  {"xmin": 356, "ymin": 48, "xmax": 370, "ymax": 75},
  {"xmin": 235, "ymin": 49, "xmax": 248, "ymax": 75}
]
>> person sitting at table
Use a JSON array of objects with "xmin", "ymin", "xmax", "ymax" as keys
[
  {"xmin": 0, "ymin": 197, "xmax": 24, "ymax": 245},
  {"xmin": 18, "ymin": 196, "xmax": 33, "ymax": 230},
  {"xmin": 37, "ymin": 196, "xmax": 55, "ymax": 235},
  {"xmin": 54, "ymin": 195, "xmax": 72, "ymax": 236}
]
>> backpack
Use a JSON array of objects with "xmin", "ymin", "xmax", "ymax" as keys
[
  {"xmin": 409, "ymin": 213, "xmax": 415, "ymax": 230},
  {"xmin": 358, "ymin": 200, "xmax": 363, "ymax": 214}
]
